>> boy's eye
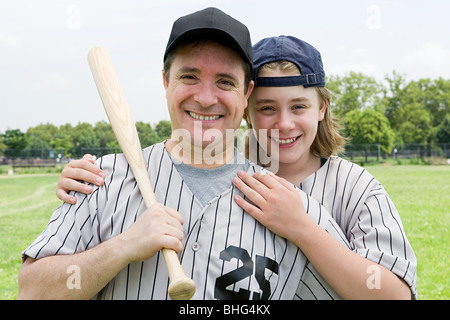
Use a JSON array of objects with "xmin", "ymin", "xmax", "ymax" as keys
[{"xmin": 259, "ymin": 106, "xmax": 275, "ymax": 112}]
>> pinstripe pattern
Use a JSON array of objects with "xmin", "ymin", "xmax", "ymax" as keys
[
  {"xmin": 23, "ymin": 142, "xmax": 352, "ymax": 300},
  {"xmin": 298, "ymin": 156, "xmax": 417, "ymax": 299}
]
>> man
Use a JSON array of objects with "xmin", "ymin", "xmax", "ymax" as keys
[{"xmin": 18, "ymin": 7, "xmax": 349, "ymax": 300}]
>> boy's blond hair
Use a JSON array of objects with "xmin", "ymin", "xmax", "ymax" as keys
[{"xmin": 245, "ymin": 60, "xmax": 346, "ymax": 161}]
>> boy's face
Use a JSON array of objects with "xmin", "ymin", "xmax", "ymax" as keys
[
  {"xmin": 247, "ymin": 68, "xmax": 326, "ymax": 165},
  {"xmin": 163, "ymin": 41, "xmax": 253, "ymax": 155}
]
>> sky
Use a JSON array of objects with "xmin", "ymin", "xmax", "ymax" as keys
[{"xmin": 1, "ymin": 0, "xmax": 449, "ymax": 133}]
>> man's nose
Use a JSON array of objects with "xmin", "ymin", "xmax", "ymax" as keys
[{"xmin": 193, "ymin": 82, "xmax": 218, "ymax": 108}]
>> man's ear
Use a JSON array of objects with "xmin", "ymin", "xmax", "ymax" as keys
[
  {"xmin": 244, "ymin": 81, "xmax": 255, "ymax": 127},
  {"xmin": 243, "ymin": 80, "xmax": 254, "ymax": 112},
  {"xmin": 245, "ymin": 80, "xmax": 255, "ymax": 101},
  {"xmin": 162, "ymin": 70, "xmax": 169, "ymax": 90}
]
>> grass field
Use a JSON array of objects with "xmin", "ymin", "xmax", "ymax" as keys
[
  {"xmin": 0, "ymin": 166, "xmax": 449, "ymax": 300},
  {"xmin": 365, "ymin": 165, "xmax": 449, "ymax": 300}
]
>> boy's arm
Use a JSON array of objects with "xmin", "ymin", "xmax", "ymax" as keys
[{"xmin": 233, "ymin": 170, "xmax": 411, "ymax": 300}]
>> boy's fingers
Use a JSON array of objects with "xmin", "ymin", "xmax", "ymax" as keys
[
  {"xmin": 266, "ymin": 172, "xmax": 296, "ymax": 190},
  {"xmin": 61, "ymin": 178, "xmax": 93, "ymax": 195},
  {"xmin": 80, "ymin": 158, "xmax": 105, "ymax": 178},
  {"xmin": 233, "ymin": 175, "xmax": 266, "ymax": 204},
  {"xmin": 234, "ymin": 194, "xmax": 263, "ymax": 220},
  {"xmin": 82, "ymin": 153, "xmax": 95, "ymax": 164},
  {"xmin": 56, "ymin": 188, "xmax": 77, "ymax": 204},
  {"xmin": 68, "ymin": 167, "xmax": 104, "ymax": 186},
  {"xmin": 252, "ymin": 172, "xmax": 280, "ymax": 189}
]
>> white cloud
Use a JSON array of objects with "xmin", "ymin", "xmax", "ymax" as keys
[
  {"xmin": 32, "ymin": 72, "xmax": 72, "ymax": 93},
  {"xmin": 328, "ymin": 62, "xmax": 382, "ymax": 79},
  {"xmin": 0, "ymin": 33, "xmax": 22, "ymax": 47},
  {"xmin": 403, "ymin": 43, "xmax": 450, "ymax": 79}
]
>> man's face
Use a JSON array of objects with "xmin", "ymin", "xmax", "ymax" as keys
[{"xmin": 163, "ymin": 41, "xmax": 253, "ymax": 153}]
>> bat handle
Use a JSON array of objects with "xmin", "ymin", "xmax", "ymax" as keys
[
  {"xmin": 163, "ymin": 249, "xmax": 196, "ymax": 300},
  {"xmin": 140, "ymin": 186, "xmax": 195, "ymax": 299},
  {"xmin": 139, "ymin": 172, "xmax": 195, "ymax": 300}
]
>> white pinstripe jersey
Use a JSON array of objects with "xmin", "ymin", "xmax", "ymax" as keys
[
  {"xmin": 297, "ymin": 156, "xmax": 417, "ymax": 299},
  {"xmin": 23, "ymin": 142, "xmax": 350, "ymax": 300}
]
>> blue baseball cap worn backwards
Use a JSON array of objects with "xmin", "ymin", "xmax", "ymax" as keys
[{"xmin": 253, "ymin": 35, "xmax": 326, "ymax": 88}]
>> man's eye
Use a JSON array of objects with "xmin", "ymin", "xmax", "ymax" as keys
[
  {"xmin": 180, "ymin": 75, "xmax": 197, "ymax": 82},
  {"xmin": 218, "ymin": 79, "xmax": 235, "ymax": 89}
]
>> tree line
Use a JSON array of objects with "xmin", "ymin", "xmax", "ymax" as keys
[
  {"xmin": 328, "ymin": 71, "xmax": 450, "ymax": 153},
  {"xmin": 1, "ymin": 71, "xmax": 449, "ymax": 159},
  {"xmin": 0, "ymin": 120, "xmax": 172, "ymax": 159}
]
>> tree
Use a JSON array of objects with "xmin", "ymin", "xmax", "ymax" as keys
[
  {"xmin": 383, "ymin": 71, "xmax": 407, "ymax": 131},
  {"xmin": 136, "ymin": 121, "xmax": 159, "ymax": 147},
  {"xmin": 414, "ymin": 78, "xmax": 450, "ymax": 128},
  {"xmin": 71, "ymin": 122, "xmax": 99, "ymax": 155},
  {"xmin": 27, "ymin": 135, "xmax": 51, "ymax": 150},
  {"xmin": 344, "ymin": 108, "xmax": 394, "ymax": 154},
  {"xmin": 59, "ymin": 123, "xmax": 75, "ymax": 138},
  {"xmin": 437, "ymin": 115, "xmax": 450, "ymax": 143},
  {"xmin": 327, "ymin": 72, "xmax": 384, "ymax": 119},
  {"xmin": 94, "ymin": 121, "xmax": 117, "ymax": 148},
  {"xmin": 26, "ymin": 123, "xmax": 58, "ymax": 147},
  {"xmin": 155, "ymin": 120, "xmax": 172, "ymax": 141},
  {"xmin": 383, "ymin": 73, "xmax": 448, "ymax": 144},
  {"xmin": 396, "ymin": 102, "xmax": 432, "ymax": 144},
  {"xmin": 52, "ymin": 134, "xmax": 73, "ymax": 157},
  {"xmin": 0, "ymin": 133, "xmax": 6, "ymax": 154},
  {"xmin": 2, "ymin": 129, "xmax": 29, "ymax": 158}
]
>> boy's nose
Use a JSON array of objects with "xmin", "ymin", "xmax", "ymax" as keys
[{"xmin": 275, "ymin": 111, "xmax": 295, "ymax": 131}]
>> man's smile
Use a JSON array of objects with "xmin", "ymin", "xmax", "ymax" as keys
[{"xmin": 188, "ymin": 111, "xmax": 222, "ymax": 121}]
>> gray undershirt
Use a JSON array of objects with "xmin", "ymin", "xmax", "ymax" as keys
[{"xmin": 169, "ymin": 148, "xmax": 250, "ymax": 206}]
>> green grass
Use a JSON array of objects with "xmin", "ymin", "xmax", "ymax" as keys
[
  {"xmin": 0, "ymin": 174, "xmax": 62, "ymax": 300},
  {"xmin": 0, "ymin": 166, "xmax": 449, "ymax": 300},
  {"xmin": 366, "ymin": 165, "xmax": 449, "ymax": 300}
]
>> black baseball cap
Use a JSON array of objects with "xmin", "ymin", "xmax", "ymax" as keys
[
  {"xmin": 253, "ymin": 35, "xmax": 326, "ymax": 88},
  {"xmin": 164, "ymin": 7, "xmax": 253, "ymax": 68}
]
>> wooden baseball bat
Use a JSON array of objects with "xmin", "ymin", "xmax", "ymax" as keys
[{"xmin": 87, "ymin": 46, "xmax": 196, "ymax": 300}]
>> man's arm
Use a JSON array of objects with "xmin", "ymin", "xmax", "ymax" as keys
[
  {"xmin": 18, "ymin": 235, "xmax": 130, "ymax": 300},
  {"xmin": 18, "ymin": 203, "xmax": 184, "ymax": 300}
]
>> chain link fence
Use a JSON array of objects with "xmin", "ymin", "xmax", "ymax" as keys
[
  {"xmin": 341, "ymin": 143, "xmax": 450, "ymax": 165},
  {"xmin": 1, "ymin": 143, "xmax": 449, "ymax": 168}
]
